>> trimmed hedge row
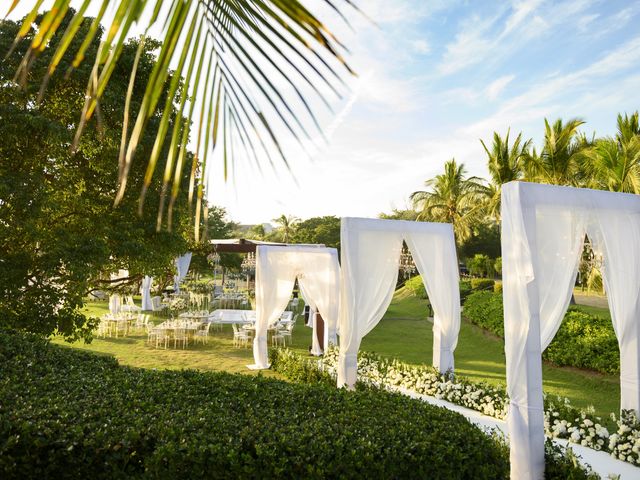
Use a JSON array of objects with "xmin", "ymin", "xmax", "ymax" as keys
[
  {"xmin": 404, "ymin": 276, "xmax": 484, "ymax": 303},
  {"xmin": 270, "ymin": 349, "xmax": 600, "ymax": 480},
  {"xmin": 0, "ymin": 330, "xmax": 510, "ymax": 479},
  {"xmin": 463, "ymin": 292, "xmax": 620, "ymax": 374}
]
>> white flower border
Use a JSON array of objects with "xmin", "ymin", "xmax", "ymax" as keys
[{"xmin": 318, "ymin": 347, "xmax": 640, "ymax": 467}]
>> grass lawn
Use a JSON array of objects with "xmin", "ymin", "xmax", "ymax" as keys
[
  {"xmin": 362, "ymin": 287, "xmax": 619, "ymax": 418},
  {"xmin": 57, "ymin": 290, "xmax": 620, "ymax": 419}
]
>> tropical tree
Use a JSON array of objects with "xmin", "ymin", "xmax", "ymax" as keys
[
  {"xmin": 291, "ymin": 216, "xmax": 341, "ymax": 249},
  {"xmin": 5, "ymin": 1, "xmax": 357, "ymax": 228},
  {"xmin": 410, "ymin": 159, "xmax": 486, "ymax": 243},
  {"xmin": 526, "ymin": 118, "xmax": 590, "ymax": 185},
  {"xmin": 583, "ymin": 112, "xmax": 640, "ymax": 193},
  {"xmin": 0, "ymin": 16, "xmax": 193, "ymax": 340},
  {"xmin": 480, "ymin": 129, "xmax": 531, "ymax": 221},
  {"xmin": 272, "ymin": 214, "xmax": 299, "ymax": 242}
]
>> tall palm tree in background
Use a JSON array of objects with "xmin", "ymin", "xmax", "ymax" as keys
[
  {"xmin": 410, "ymin": 159, "xmax": 486, "ymax": 243},
  {"xmin": 480, "ymin": 129, "xmax": 531, "ymax": 222},
  {"xmin": 5, "ymin": 1, "xmax": 357, "ymax": 232},
  {"xmin": 272, "ymin": 214, "xmax": 299, "ymax": 242},
  {"xmin": 526, "ymin": 118, "xmax": 589, "ymax": 185}
]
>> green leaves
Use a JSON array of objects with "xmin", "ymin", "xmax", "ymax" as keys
[{"xmin": 6, "ymin": 1, "xmax": 356, "ymax": 233}]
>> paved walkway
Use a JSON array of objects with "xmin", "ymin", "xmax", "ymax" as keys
[
  {"xmin": 574, "ymin": 292, "xmax": 609, "ymax": 309},
  {"xmin": 392, "ymin": 386, "xmax": 639, "ymax": 479}
]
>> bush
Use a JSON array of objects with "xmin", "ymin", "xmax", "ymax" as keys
[
  {"xmin": 0, "ymin": 330, "xmax": 509, "ymax": 479},
  {"xmin": 459, "ymin": 280, "xmax": 473, "ymax": 302},
  {"xmin": 494, "ymin": 281, "xmax": 502, "ymax": 294},
  {"xmin": 471, "ymin": 278, "xmax": 495, "ymax": 291},
  {"xmin": 404, "ymin": 274, "xmax": 427, "ymax": 299},
  {"xmin": 272, "ymin": 348, "xmax": 601, "ymax": 480},
  {"xmin": 463, "ymin": 293, "xmax": 620, "ymax": 374}
]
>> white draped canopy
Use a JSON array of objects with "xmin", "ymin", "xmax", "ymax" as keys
[
  {"xmin": 337, "ymin": 217, "xmax": 461, "ymax": 389},
  {"xmin": 250, "ymin": 245, "xmax": 341, "ymax": 369},
  {"xmin": 141, "ymin": 276, "xmax": 153, "ymax": 310},
  {"xmin": 502, "ymin": 181, "xmax": 640, "ymax": 480},
  {"xmin": 173, "ymin": 253, "xmax": 192, "ymax": 293}
]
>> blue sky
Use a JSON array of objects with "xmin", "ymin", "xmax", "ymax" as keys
[
  {"xmin": 208, "ymin": 0, "xmax": 640, "ymax": 223},
  {"xmin": 9, "ymin": 1, "xmax": 640, "ymax": 224}
]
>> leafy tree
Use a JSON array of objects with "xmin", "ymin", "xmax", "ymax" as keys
[
  {"xmin": 583, "ymin": 112, "xmax": 640, "ymax": 193},
  {"xmin": 0, "ymin": 14, "xmax": 192, "ymax": 340},
  {"xmin": 527, "ymin": 118, "xmax": 590, "ymax": 185},
  {"xmin": 411, "ymin": 159, "xmax": 486, "ymax": 243},
  {"xmin": 466, "ymin": 254, "xmax": 492, "ymax": 278},
  {"xmin": 291, "ymin": 216, "xmax": 341, "ymax": 249},
  {"xmin": 480, "ymin": 129, "xmax": 531, "ymax": 221},
  {"xmin": 378, "ymin": 208, "xmax": 420, "ymax": 220},
  {"xmin": 458, "ymin": 221, "xmax": 501, "ymax": 259},
  {"xmin": 6, "ymin": 1, "xmax": 356, "ymax": 223},
  {"xmin": 272, "ymin": 214, "xmax": 299, "ymax": 242}
]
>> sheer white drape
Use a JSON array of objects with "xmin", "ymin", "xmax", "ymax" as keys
[
  {"xmin": 173, "ymin": 253, "xmax": 192, "ymax": 293},
  {"xmin": 299, "ymin": 283, "xmax": 323, "ymax": 355},
  {"xmin": 502, "ymin": 181, "xmax": 640, "ymax": 480},
  {"xmin": 141, "ymin": 276, "xmax": 153, "ymax": 310},
  {"xmin": 337, "ymin": 218, "xmax": 460, "ymax": 388},
  {"xmin": 250, "ymin": 246, "xmax": 340, "ymax": 369},
  {"xmin": 109, "ymin": 294, "xmax": 121, "ymax": 314}
]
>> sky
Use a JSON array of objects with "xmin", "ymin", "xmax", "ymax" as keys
[{"xmin": 8, "ymin": 0, "xmax": 640, "ymax": 225}]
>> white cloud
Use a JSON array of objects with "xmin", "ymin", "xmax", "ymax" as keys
[
  {"xmin": 485, "ymin": 75, "xmax": 515, "ymax": 101},
  {"xmin": 412, "ymin": 39, "xmax": 431, "ymax": 55}
]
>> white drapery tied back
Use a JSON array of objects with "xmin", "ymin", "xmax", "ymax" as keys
[
  {"xmin": 337, "ymin": 217, "xmax": 461, "ymax": 389},
  {"xmin": 250, "ymin": 245, "xmax": 340, "ymax": 370},
  {"xmin": 502, "ymin": 181, "xmax": 640, "ymax": 480}
]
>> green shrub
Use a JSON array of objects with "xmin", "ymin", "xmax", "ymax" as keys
[
  {"xmin": 462, "ymin": 293, "xmax": 620, "ymax": 374},
  {"xmin": 404, "ymin": 274, "xmax": 427, "ymax": 299},
  {"xmin": 494, "ymin": 281, "xmax": 502, "ymax": 294},
  {"xmin": 0, "ymin": 330, "xmax": 509, "ymax": 479},
  {"xmin": 273, "ymin": 348, "xmax": 601, "ymax": 480},
  {"xmin": 471, "ymin": 278, "xmax": 496, "ymax": 291},
  {"xmin": 459, "ymin": 280, "xmax": 473, "ymax": 302}
]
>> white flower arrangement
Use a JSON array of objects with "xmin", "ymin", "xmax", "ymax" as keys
[{"xmin": 320, "ymin": 346, "xmax": 640, "ymax": 467}]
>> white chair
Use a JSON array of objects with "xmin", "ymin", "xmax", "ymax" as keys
[
  {"xmin": 151, "ymin": 296, "xmax": 167, "ymax": 315},
  {"xmin": 232, "ymin": 323, "xmax": 250, "ymax": 348},
  {"xmin": 195, "ymin": 322, "xmax": 212, "ymax": 345}
]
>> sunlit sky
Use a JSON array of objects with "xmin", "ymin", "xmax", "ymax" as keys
[{"xmin": 9, "ymin": 1, "xmax": 640, "ymax": 224}]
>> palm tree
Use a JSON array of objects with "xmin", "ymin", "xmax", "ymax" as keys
[
  {"xmin": 272, "ymin": 214, "xmax": 299, "ymax": 243},
  {"xmin": 6, "ymin": 1, "xmax": 357, "ymax": 229},
  {"xmin": 526, "ymin": 117, "xmax": 590, "ymax": 186},
  {"xmin": 410, "ymin": 159, "xmax": 486, "ymax": 243},
  {"xmin": 480, "ymin": 129, "xmax": 531, "ymax": 222},
  {"xmin": 583, "ymin": 112, "xmax": 640, "ymax": 193}
]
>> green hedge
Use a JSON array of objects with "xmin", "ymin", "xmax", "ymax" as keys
[
  {"xmin": 463, "ymin": 292, "xmax": 619, "ymax": 374},
  {"xmin": 270, "ymin": 349, "xmax": 599, "ymax": 480},
  {"xmin": 405, "ymin": 276, "xmax": 475, "ymax": 303},
  {"xmin": 470, "ymin": 278, "xmax": 495, "ymax": 291},
  {"xmin": 0, "ymin": 330, "xmax": 510, "ymax": 479}
]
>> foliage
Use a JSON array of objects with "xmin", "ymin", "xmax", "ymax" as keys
[
  {"xmin": 6, "ymin": 1, "xmax": 355, "ymax": 222},
  {"xmin": 0, "ymin": 330, "xmax": 510, "ymax": 480},
  {"xmin": 458, "ymin": 220, "xmax": 501, "ymax": 259},
  {"xmin": 467, "ymin": 254, "xmax": 495, "ymax": 278},
  {"xmin": 459, "ymin": 280, "xmax": 473, "ymax": 302},
  {"xmin": 0, "ymin": 15, "xmax": 191, "ymax": 341},
  {"xmin": 404, "ymin": 275, "xmax": 427, "ymax": 299},
  {"xmin": 272, "ymin": 347, "xmax": 602, "ymax": 478},
  {"xmin": 189, "ymin": 206, "xmax": 241, "ymax": 275},
  {"xmin": 411, "ymin": 159, "xmax": 487, "ymax": 243},
  {"xmin": 470, "ymin": 278, "xmax": 496, "ymax": 291},
  {"xmin": 494, "ymin": 257, "xmax": 502, "ymax": 276},
  {"xmin": 378, "ymin": 208, "xmax": 420, "ymax": 220},
  {"xmin": 271, "ymin": 214, "xmax": 299, "ymax": 243},
  {"xmin": 290, "ymin": 216, "xmax": 341, "ymax": 249},
  {"xmin": 463, "ymin": 292, "xmax": 620, "ymax": 374}
]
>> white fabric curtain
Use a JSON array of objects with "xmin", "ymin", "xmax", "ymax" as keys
[
  {"xmin": 173, "ymin": 253, "xmax": 192, "ymax": 293},
  {"xmin": 593, "ymin": 211, "xmax": 640, "ymax": 412},
  {"xmin": 109, "ymin": 294, "xmax": 121, "ymax": 314},
  {"xmin": 338, "ymin": 217, "xmax": 461, "ymax": 388},
  {"xmin": 141, "ymin": 276, "xmax": 153, "ymax": 310},
  {"xmin": 405, "ymin": 225, "xmax": 460, "ymax": 372},
  {"xmin": 250, "ymin": 246, "xmax": 340, "ymax": 369},
  {"xmin": 502, "ymin": 181, "xmax": 640, "ymax": 479}
]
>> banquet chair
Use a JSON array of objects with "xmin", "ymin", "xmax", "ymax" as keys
[
  {"xmin": 232, "ymin": 323, "xmax": 250, "ymax": 348},
  {"xmin": 174, "ymin": 327, "xmax": 188, "ymax": 349},
  {"xmin": 154, "ymin": 328, "xmax": 170, "ymax": 349},
  {"xmin": 195, "ymin": 322, "xmax": 213, "ymax": 345}
]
